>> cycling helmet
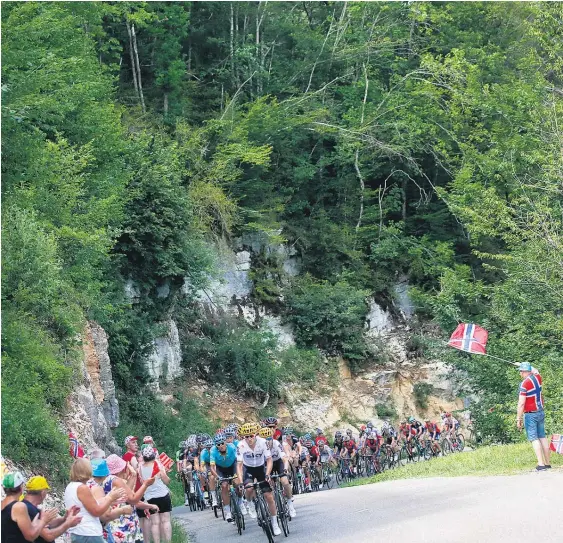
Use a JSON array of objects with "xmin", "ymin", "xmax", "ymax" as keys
[
  {"xmin": 317, "ymin": 437, "xmax": 327, "ymax": 446},
  {"xmin": 346, "ymin": 429, "xmax": 353, "ymax": 436},
  {"xmin": 291, "ymin": 435, "xmax": 299, "ymax": 445},
  {"xmin": 179, "ymin": 441, "xmax": 186, "ymax": 449},
  {"xmin": 315, "ymin": 427, "xmax": 323, "ymax": 435},
  {"xmin": 186, "ymin": 434, "xmax": 197, "ymax": 448},
  {"xmin": 408, "ymin": 416, "xmax": 415, "ymax": 423},
  {"xmin": 367, "ymin": 421, "xmax": 373, "ymax": 428},
  {"xmin": 214, "ymin": 433, "xmax": 227, "ymax": 445},
  {"xmin": 196, "ymin": 433, "xmax": 205, "ymax": 444},
  {"xmin": 215, "ymin": 428, "xmax": 225, "ymax": 435},
  {"xmin": 303, "ymin": 433, "xmax": 312, "ymax": 440},
  {"xmin": 368, "ymin": 432, "xmax": 375, "ymax": 439},
  {"xmin": 258, "ymin": 427, "xmax": 275, "ymax": 439},
  {"xmin": 335, "ymin": 430, "xmax": 342, "ymax": 438},
  {"xmin": 343, "ymin": 435, "xmax": 351, "ymax": 442},
  {"xmin": 239, "ymin": 422, "xmax": 260, "ymax": 437},
  {"xmin": 445, "ymin": 412, "xmax": 452, "ymax": 417},
  {"xmin": 203, "ymin": 438, "xmax": 213, "ymax": 449},
  {"xmin": 202, "ymin": 433, "xmax": 212, "ymax": 441},
  {"xmin": 282, "ymin": 426, "xmax": 293, "ymax": 435},
  {"xmin": 224, "ymin": 428, "xmax": 236, "ymax": 437},
  {"xmin": 264, "ymin": 417, "xmax": 278, "ymax": 427},
  {"xmin": 360, "ymin": 425, "xmax": 367, "ymax": 431}
]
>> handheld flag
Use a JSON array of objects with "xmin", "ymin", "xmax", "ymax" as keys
[
  {"xmin": 550, "ymin": 434, "xmax": 563, "ymax": 455},
  {"xmin": 69, "ymin": 433, "xmax": 85, "ymax": 458},
  {"xmin": 448, "ymin": 323, "xmax": 488, "ymax": 355},
  {"xmin": 158, "ymin": 452, "xmax": 174, "ymax": 472},
  {"xmin": 151, "ymin": 461, "xmax": 160, "ymax": 478}
]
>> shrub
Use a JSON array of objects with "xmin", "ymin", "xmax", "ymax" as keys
[
  {"xmin": 375, "ymin": 403, "xmax": 398, "ymax": 420},
  {"xmin": 1, "ymin": 311, "xmax": 73, "ymax": 482},
  {"xmin": 413, "ymin": 382, "xmax": 434, "ymax": 410},
  {"xmin": 284, "ymin": 276, "xmax": 370, "ymax": 372},
  {"xmin": 278, "ymin": 347, "xmax": 323, "ymax": 384}
]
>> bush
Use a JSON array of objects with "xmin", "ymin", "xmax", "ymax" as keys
[
  {"xmin": 375, "ymin": 403, "xmax": 398, "ymax": 420},
  {"xmin": 278, "ymin": 347, "xmax": 323, "ymax": 384},
  {"xmin": 1, "ymin": 311, "xmax": 73, "ymax": 482},
  {"xmin": 284, "ymin": 276, "xmax": 370, "ymax": 372},
  {"xmin": 413, "ymin": 382, "xmax": 433, "ymax": 409}
]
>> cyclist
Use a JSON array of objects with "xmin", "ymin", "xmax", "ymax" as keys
[
  {"xmin": 176, "ymin": 441, "xmax": 191, "ymax": 506},
  {"xmin": 198, "ymin": 437, "xmax": 218, "ymax": 507},
  {"xmin": 259, "ymin": 427, "xmax": 297, "ymax": 518},
  {"xmin": 341, "ymin": 435, "xmax": 358, "ymax": 476},
  {"xmin": 333, "ymin": 430, "xmax": 344, "ymax": 455},
  {"xmin": 297, "ymin": 437, "xmax": 312, "ymax": 492},
  {"xmin": 425, "ymin": 419, "xmax": 441, "ymax": 454},
  {"xmin": 262, "ymin": 417, "xmax": 282, "ymax": 442},
  {"xmin": 236, "ymin": 422, "xmax": 281, "ymax": 536},
  {"xmin": 442, "ymin": 412, "xmax": 460, "ymax": 449},
  {"xmin": 305, "ymin": 438, "xmax": 323, "ymax": 489},
  {"xmin": 209, "ymin": 432, "xmax": 239, "ymax": 522},
  {"xmin": 314, "ymin": 428, "xmax": 328, "ymax": 447}
]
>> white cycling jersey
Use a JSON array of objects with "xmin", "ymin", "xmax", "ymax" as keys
[
  {"xmin": 237, "ymin": 436, "xmax": 272, "ymax": 467},
  {"xmin": 268, "ymin": 439, "xmax": 286, "ymax": 461}
]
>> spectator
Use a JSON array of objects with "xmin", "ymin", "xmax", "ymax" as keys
[
  {"xmin": 104, "ymin": 455, "xmax": 158, "ymax": 543},
  {"xmin": 122, "ymin": 438, "xmax": 139, "ymax": 471},
  {"xmin": 2, "ymin": 472, "xmax": 59, "ymax": 543},
  {"xmin": 516, "ymin": 362, "xmax": 551, "ymax": 471},
  {"xmin": 64, "ymin": 458, "xmax": 126, "ymax": 543},
  {"xmin": 89, "ymin": 450, "xmax": 106, "ymax": 461},
  {"xmin": 139, "ymin": 447, "xmax": 171, "ymax": 543},
  {"xmin": 22, "ymin": 476, "xmax": 83, "ymax": 541}
]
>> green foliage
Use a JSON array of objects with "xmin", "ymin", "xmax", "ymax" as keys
[
  {"xmin": 277, "ymin": 347, "xmax": 324, "ymax": 385},
  {"xmin": 1, "ymin": 311, "xmax": 73, "ymax": 481},
  {"xmin": 375, "ymin": 403, "xmax": 398, "ymax": 421},
  {"xmin": 413, "ymin": 383, "xmax": 434, "ymax": 410},
  {"xmin": 285, "ymin": 276, "xmax": 370, "ymax": 372}
]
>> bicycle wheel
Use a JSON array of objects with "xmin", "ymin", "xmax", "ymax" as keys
[
  {"xmin": 257, "ymin": 495, "xmax": 275, "ymax": 543},
  {"xmin": 441, "ymin": 440, "xmax": 451, "ymax": 455},
  {"xmin": 399, "ymin": 448, "xmax": 408, "ymax": 467},
  {"xmin": 456, "ymin": 434, "xmax": 465, "ymax": 452},
  {"xmin": 324, "ymin": 466, "xmax": 335, "ymax": 489},
  {"xmin": 274, "ymin": 488, "xmax": 290, "ymax": 537}
]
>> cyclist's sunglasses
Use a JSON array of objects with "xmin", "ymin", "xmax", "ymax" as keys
[{"xmin": 216, "ymin": 441, "xmax": 226, "ymax": 446}]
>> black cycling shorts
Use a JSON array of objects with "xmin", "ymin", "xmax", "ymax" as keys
[
  {"xmin": 216, "ymin": 462, "xmax": 236, "ymax": 479},
  {"xmin": 243, "ymin": 464, "xmax": 271, "ymax": 493},
  {"xmin": 271, "ymin": 458, "xmax": 285, "ymax": 475}
]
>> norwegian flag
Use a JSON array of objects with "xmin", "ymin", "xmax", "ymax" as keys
[
  {"xmin": 448, "ymin": 323, "xmax": 488, "ymax": 355},
  {"xmin": 150, "ymin": 453, "xmax": 174, "ymax": 476},
  {"xmin": 159, "ymin": 452, "xmax": 174, "ymax": 472},
  {"xmin": 69, "ymin": 432, "xmax": 85, "ymax": 458},
  {"xmin": 550, "ymin": 434, "xmax": 563, "ymax": 455}
]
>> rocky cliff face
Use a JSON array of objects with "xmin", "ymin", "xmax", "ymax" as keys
[
  {"xmin": 172, "ymin": 235, "xmax": 463, "ymax": 430},
  {"xmin": 64, "ymin": 321, "xmax": 120, "ymax": 454}
]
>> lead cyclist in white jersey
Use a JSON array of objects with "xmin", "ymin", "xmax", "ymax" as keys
[{"xmin": 236, "ymin": 422, "xmax": 281, "ymax": 536}]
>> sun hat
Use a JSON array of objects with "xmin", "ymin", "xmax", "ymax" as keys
[
  {"xmin": 140, "ymin": 444, "xmax": 150, "ymax": 452},
  {"xmin": 91, "ymin": 459, "xmax": 110, "ymax": 477},
  {"xmin": 143, "ymin": 436, "xmax": 154, "ymax": 444},
  {"xmin": 518, "ymin": 362, "xmax": 532, "ymax": 372},
  {"xmin": 124, "ymin": 436, "xmax": 138, "ymax": 447},
  {"xmin": 2, "ymin": 472, "xmax": 25, "ymax": 489},
  {"xmin": 106, "ymin": 454, "xmax": 127, "ymax": 475},
  {"xmin": 25, "ymin": 476, "xmax": 50, "ymax": 491},
  {"xmin": 141, "ymin": 446, "xmax": 156, "ymax": 459}
]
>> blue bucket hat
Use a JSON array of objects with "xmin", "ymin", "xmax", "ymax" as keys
[
  {"xmin": 91, "ymin": 459, "xmax": 110, "ymax": 477},
  {"xmin": 518, "ymin": 362, "xmax": 532, "ymax": 372}
]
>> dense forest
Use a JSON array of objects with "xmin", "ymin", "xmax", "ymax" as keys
[{"xmin": 2, "ymin": 2, "xmax": 562, "ymax": 475}]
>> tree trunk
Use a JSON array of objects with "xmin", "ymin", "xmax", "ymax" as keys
[
  {"xmin": 256, "ymin": 2, "xmax": 261, "ymax": 96},
  {"xmin": 230, "ymin": 3, "xmax": 235, "ymax": 87},
  {"xmin": 130, "ymin": 23, "xmax": 146, "ymax": 113},
  {"xmin": 126, "ymin": 21, "xmax": 140, "ymax": 99},
  {"xmin": 355, "ymin": 64, "xmax": 369, "ymax": 234},
  {"xmin": 163, "ymin": 93, "xmax": 169, "ymax": 116}
]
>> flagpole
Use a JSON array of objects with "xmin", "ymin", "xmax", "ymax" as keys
[{"xmin": 439, "ymin": 339, "xmax": 519, "ymax": 366}]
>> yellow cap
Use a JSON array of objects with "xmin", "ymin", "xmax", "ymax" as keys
[{"xmin": 25, "ymin": 476, "xmax": 50, "ymax": 491}]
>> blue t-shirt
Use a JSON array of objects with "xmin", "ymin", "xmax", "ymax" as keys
[
  {"xmin": 210, "ymin": 443, "xmax": 237, "ymax": 468},
  {"xmin": 200, "ymin": 448, "xmax": 210, "ymax": 465}
]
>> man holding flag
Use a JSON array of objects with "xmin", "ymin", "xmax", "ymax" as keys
[{"xmin": 516, "ymin": 362, "xmax": 551, "ymax": 471}]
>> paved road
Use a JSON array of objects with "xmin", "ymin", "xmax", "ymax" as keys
[{"xmin": 173, "ymin": 470, "xmax": 563, "ymax": 542}]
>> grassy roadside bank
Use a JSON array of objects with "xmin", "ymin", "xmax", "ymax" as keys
[
  {"xmin": 346, "ymin": 443, "xmax": 563, "ymax": 487},
  {"xmin": 171, "ymin": 519, "xmax": 189, "ymax": 543}
]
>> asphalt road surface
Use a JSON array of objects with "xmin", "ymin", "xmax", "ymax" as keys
[{"xmin": 173, "ymin": 470, "xmax": 563, "ymax": 543}]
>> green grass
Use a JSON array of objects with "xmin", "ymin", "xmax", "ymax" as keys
[
  {"xmin": 171, "ymin": 518, "xmax": 189, "ymax": 543},
  {"xmin": 168, "ymin": 475, "xmax": 186, "ymax": 507},
  {"xmin": 346, "ymin": 443, "xmax": 563, "ymax": 487}
]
